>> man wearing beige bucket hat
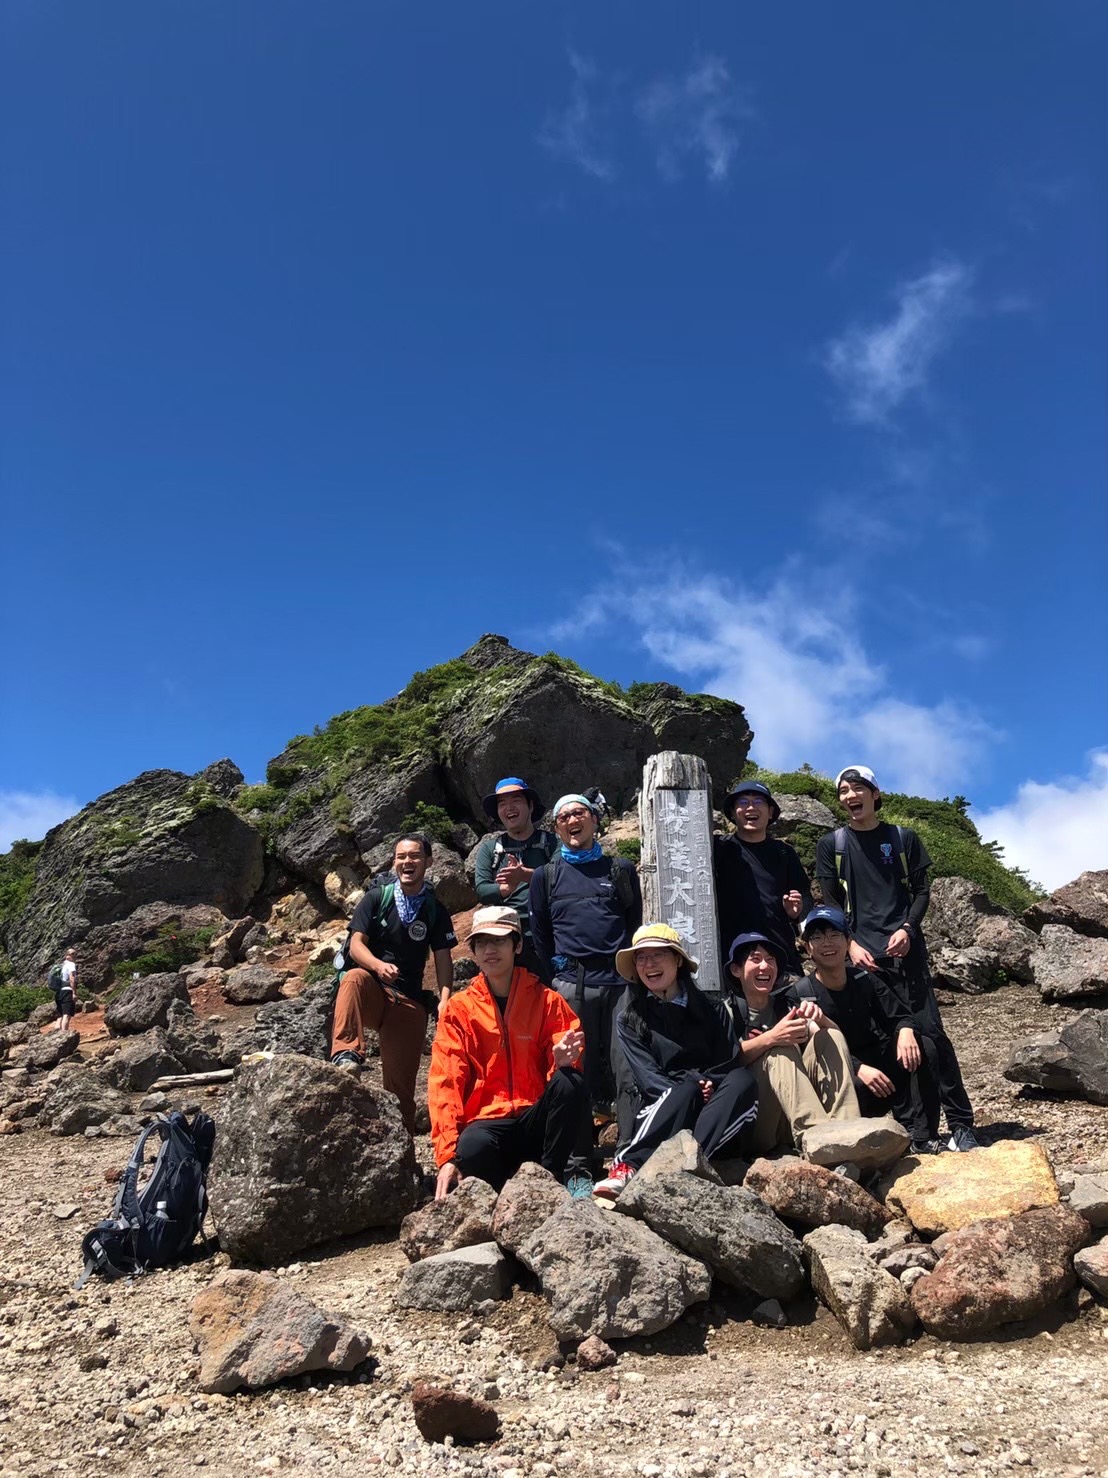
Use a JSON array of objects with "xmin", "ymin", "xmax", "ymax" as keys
[{"xmin": 594, "ymin": 924, "xmax": 759, "ymax": 1198}]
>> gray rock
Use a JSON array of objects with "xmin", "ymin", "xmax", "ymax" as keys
[
  {"xmin": 928, "ymin": 944, "xmax": 1002, "ymax": 996},
  {"xmin": 634, "ymin": 1131, "xmax": 723, "ymax": 1187},
  {"xmin": 1073, "ymin": 1240, "xmax": 1108, "ymax": 1298},
  {"xmin": 1004, "ymin": 1009, "xmax": 1108, "ymax": 1105},
  {"xmin": 222, "ymin": 964, "xmax": 287, "ymax": 1006},
  {"xmin": 400, "ymin": 1177, "xmax": 498, "ymax": 1262},
  {"xmin": 751, "ymin": 1298, "xmax": 788, "ymax": 1328},
  {"xmin": 925, "ymin": 876, "xmax": 1038, "ymax": 983},
  {"xmin": 96, "ymin": 1028, "xmax": 184, "ymax": 1092},
  {"xmin": 105, "ymin": 972, "xmax": 190, "ymax": 1035},
  {"xmin": 163, "ymin": 1001, "xmax": 229, "ymax": 1073},
  {"xmin": 3, "ymin": 1022, "xmax": 31, "ymax": 1046},
  {"xmin": 426, "ymin": 851, "xmax": 478, "ymax": 914},
  {"xmin": 28, "ymin": 1002, "xmax": 58, "ymax": 1029},
  {"xmin": 397, "ymin": 1241, "xmax": 510, "ymax": 1312},
  {"xmin": 190, "ymin": 1269, "xmax": 369, "ymax": 1394},
  {"xmin": 1026, "ymin": 870, "xmax": 1108, "ymax": 939},
  {"xmin": 516, "ymin": 1196, "xmax": 712, "ymax": 1341},
  {"xmin": 1032, "ymin": 925, "xmax": 1108, "ymax": 1002},
  {"xmin": 877, "ymin": 1243, "xmax": 938, "ymax": 1277},
  {"xmin": 614, "ymin": 1170, "xmax": 805, "ymax": 1300},
  {"xmin": 19, "ymin": 1030, "xmax": 80, "ymax": 1074},
  {"xmin": 207, "ymin": 1053, "xmax": 418, "ymax": 1263},
  {"xmin": 773, "ymin": 794, "xmax": 838, "ymax": 831},
  {"xmin": 491, "ymin": 1162, "xmax": 570, "ymax": 1256},
  {"xmin": 900, "ymin": 1265, "xmax": 930, "ymax": 1291},
  {"xmin": 1068, "ymin": 1173, "xmax": 1108, "ymax": 1228},
  {"xmin": 39, "ymin": 1065, "xmax": 130, "ymax": 1136},
  {"xmin": 211, "ymin": 917, "xmax": 255, "ymax": 969},
  {"xmin": 238, "ymin": 922, "xmax": 270, "ymax": 954},
  {"xmin": 798, "ymin": 1115, "xmax": 910, "ymax": 1170},
  {"xmin": 803, "ymin": 1225, "xmax": 917, "ymax": 1350},
  {"xmin": 245, "ymin": 983, "xmax": 335, "ymax": 1061}
]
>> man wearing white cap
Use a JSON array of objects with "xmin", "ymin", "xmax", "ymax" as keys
[
  {"xmin": 529, "ymin": 792, "xmax": 642, "ymax": 1137},
  {"xmin": 816, "ymin": 765, "xmax": 979, "ymax": 1152}
]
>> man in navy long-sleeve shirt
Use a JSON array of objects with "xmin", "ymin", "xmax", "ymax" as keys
[{"xmin": 529, "ymin": 792, "xmax": 642, "ymax": 1153}]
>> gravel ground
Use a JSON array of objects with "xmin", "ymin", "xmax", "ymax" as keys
[{"xmin": 2, "ymin": 983, "xmax": 1107, "ymax": 1478}]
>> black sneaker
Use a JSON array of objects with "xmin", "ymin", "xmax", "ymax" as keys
[
  {"xmin": 330, "ymin": 1050, "xmax": 364, "ymax": 1073},
  {"xmin": 947, "ymin": 1125, "xmax": 982, "ymax": 1152},
  {"xmin": 910, "ymin": 1138, "xmax": 944, "ymax": 1156}
]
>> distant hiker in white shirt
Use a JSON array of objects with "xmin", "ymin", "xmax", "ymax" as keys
[{"xmin": 54, "ymin": 949, "xmax": 79, "ymax": 1032}]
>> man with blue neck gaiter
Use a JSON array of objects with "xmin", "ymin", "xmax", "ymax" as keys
[{"xmin": 529, "ymin": 793, "xmax": 642, "ymax": 1165}]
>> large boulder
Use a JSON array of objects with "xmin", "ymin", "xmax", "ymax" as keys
[
  {"xmin": 910, "ymin": 1204, "xmax": 1090, "ymax": 1340},
  {"xmin": 1004, "ymin": 1010, "xmax": 1108, "ymax": 1106},
  {"xmin": 400, "ymin": 1178, "xmax": 498, "ymax": 1263},
  {"xmin": 19, "ymin": 1030, "xmax": 80, "ymax": 1074},
  {"xmin": 1074, "ymin": 1240, "xmax": 1108, "ymax": 1298},
  {"xmin": 883, "ymin": 1140, "xmax": 1059, "ymax": 1236},
  {"xmin": 621, "ymin": 683, "xmax": 753, "ymax": 809},
  {"xmin": 924, "ymin": 876, "xmax": 1038, "ymax": 984},
  {"xmin": 222, "ymin": 964, "xmax": 287, "ymax": 1006},
  {"xmin": 96, "ymin": 1028, "xmax": 184, "ymax": 1092},
  {"xmin": 1026, "ymin": 870, "xmax": 1108, "ymax": 939},
  {"xmin": 634, "ymin": 1131, "xmax": 723, "ymax": 1188},
  {"xmin": 207, "ymin": 1054, "xmax": 419, "ymax": 1263},
  {"xmin": 1068, "ymin": 1173, "xmax": 1108, "ymax": 1229},
  {"xmin": 744, "ymin": 1157, "xmax": 893, "ymax": 1239},
  {"xmin": 425, "ymin": 850, "xmax": 478, "ymax": 914},
  {"xmin": 928, "ymin": 944, "xmax": 1004, "ymax": 996},
  {"xmin": 64, "ymin": 901, "xmax": 226, "ymax": 994},
  {"xmin": 490, "ymin": 1162, "xmax": 570, "ymax": 1256},
  {"xmin": 1031, "ymin": 926, "xmax": 1108, "ymax": 1003},
  {"xmin": 163, "ymin": 1001, "xmax": 228, "ymax": 1073},
  {"xmin": 244, "ymin": 984, "xmax": 335, "ymax": 1061},
  {"xmin": 803, "ymin": 1225, "xmax": 916, "ymax": 1350},
  {"xmin": 39, "ymin": 1064, "xmax": 130, "ymax": 1136},
  {"xmin": 516, "ymin": 1196, "xmax": 712, "ymax": 1341},
  {"xmin": 396, "ymin": 1242, "xmax": 511, "ymax": 1312},
  {"xmin": 6, "ymin": 767, "xmax": 263, "ymax": 989},
  {"xmin": 189, "ymin": 1270, "xmax": 369, "ymax": 1394},
  {"xmin": 797, "ymin": 1115, "xmax": 909, "ymax": 1170},
  {"xmin": 614, "ymin": 1171, "xmax": 805, "ymax": 1300},
  {"xmin": 104, "ymin": 972, "xmax": 190, "ymax": 1035}
]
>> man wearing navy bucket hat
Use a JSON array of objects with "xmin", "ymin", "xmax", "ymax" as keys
[
  {"xmin": 473, "ymin": 778, "xmax": 558, "ymax": 981},
  {"xmin": 713, "ymin": 778, "xmax": 812, "ymax": 979}
]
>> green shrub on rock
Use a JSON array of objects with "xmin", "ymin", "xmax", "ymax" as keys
[{"xmin": 0, "ymin": 984, "xmax": 53, "ymax": 1025}]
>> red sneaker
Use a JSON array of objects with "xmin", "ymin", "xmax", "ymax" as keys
[{"xmin": 593, "ymin": 1160, "xmax": 635, "ymax": 1199}]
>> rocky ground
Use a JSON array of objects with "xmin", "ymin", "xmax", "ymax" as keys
[{"xmin": 2, "ymin": 982, "xmax": 1108, "ymax": 1478}]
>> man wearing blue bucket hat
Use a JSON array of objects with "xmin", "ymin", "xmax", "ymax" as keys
[
  {"xmin": 473, "ymin": 778, "xmax": 558, "ymax": 980},
  {"xmin": 713, "ymin": 779, "xmax": 812, "ymax": 979}
]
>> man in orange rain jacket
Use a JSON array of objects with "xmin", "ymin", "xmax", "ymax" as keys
[{"xmin": 429, "ymin": 905, "xmax": 593, "ymax": 1200}]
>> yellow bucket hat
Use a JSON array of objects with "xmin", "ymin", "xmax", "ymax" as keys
[{"xmin": 615, "ymin": 922, "xmax": 699, "ymax": 982}]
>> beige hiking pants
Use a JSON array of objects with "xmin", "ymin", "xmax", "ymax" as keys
[{"xmin": 745, "ymin": 1025, "xmax": 860, "ymax": 1154}]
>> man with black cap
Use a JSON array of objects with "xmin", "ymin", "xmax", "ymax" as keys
[
  {"xmin": 815, "ymin": 765, "xmax": 980, "ymax": 1152},
  {"xmin": 713, "ymin": 779, "xmax": 812, "ymax": 979},
  {"xmin": 473, "ymin": 777, "xmax": 558, "ymax": 980}
]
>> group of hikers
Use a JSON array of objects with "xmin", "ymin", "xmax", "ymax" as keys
[{"xmin": 327, "ymin": 765, "xmax": 981, "ymax": 1202}]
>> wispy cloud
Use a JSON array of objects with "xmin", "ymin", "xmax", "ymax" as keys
[
  {"xmin": 537, "ymin": 51, "xmax": 615, "ymax": 183},
  {"xmin": 976, "ymin": 750, "xmax": 1108, "ymax": 893},
  {"xmin": 635, "ymin": 54, "xmax": 753, "ymax": 185},
  {"xmin": 824, "ymin": 259, "xmax": 974, "ymax": 425},
  {"xmin": 0, "ymin": 789, "xmax": 80, "ymax": 852},
  {"xmin": 545, "ymin": 560, "xmax": 997, "ymax": 796}
]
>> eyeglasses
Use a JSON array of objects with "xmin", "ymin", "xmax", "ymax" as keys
[
  {"xmin": 734, "ymin": 796, "xmax": 767, "ymax": 810},
  {"xmin": 557, "ymin": 808, "xmax": 592, "ymax": 823}
]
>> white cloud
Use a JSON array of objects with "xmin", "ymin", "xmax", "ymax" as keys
[
  {"xmin": 636, "ymin": 54, "xmax": 752, "ymax": 184},
  {"xmin": 975, "ymin": 751, "xmax": 1108, "ymax": 893},
  {"xmin": 824, "ymin": 259, "xmax": 974, "ymax": 425},
  {"xmin": 0, "ymin": 790, "xmax": 80, "ymax": 852},
  {"xmin": 546, "ymin": 562, "xmax": 997, "ymax": 796},
  {"xmin": 537, "ymin": 51, "xmax": 615, "ymax": 182}
]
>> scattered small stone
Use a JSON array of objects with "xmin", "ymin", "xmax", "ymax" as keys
[
  {"xmin": 576, "ymin": 1335, "xmax": 617, "ymax": 1370},
  {"xmin": 410, "ymin": 1381, "xmax": 499, "ymax": 1444},
  {"xmin": 751, "ymin": 1299, "xmax": 788, "ymax": 1328},
  {"xmin": 52, "ymin": 1203, "xmax": 80, "ymax": 1220}
]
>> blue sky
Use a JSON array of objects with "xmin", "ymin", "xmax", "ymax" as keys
[{"xmin": 2, "ymin": 2, "xmax": 1105, "ymax": 888}]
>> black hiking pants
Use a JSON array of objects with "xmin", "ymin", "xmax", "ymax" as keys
[
  {"xmin": 619, "ymin": 1068, "xmax": 760, "ymax": 1171},
  {"xmin": 874, "ymin": 953, "xmax": 974, "ymax": 1133},
  {"xmin": 454, "ymin": 1067, "xmax": 591, "ymax": 1190}
]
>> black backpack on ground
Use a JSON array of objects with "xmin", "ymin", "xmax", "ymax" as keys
[{"xmin": 76, "ymin": 1110, "xmax": 216, "ymax": 1288}]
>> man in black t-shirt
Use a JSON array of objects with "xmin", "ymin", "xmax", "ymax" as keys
[
  {"xmin": 713, "ymin": 780, "xmax": 811, "ymax": 977},
  {"xmin": 330, "ymin": 833, "xmax": 458, "ymax": 1133},
  {"xmin": 815, "ymin": 765, "xmax": 979, "ymax": 1152}
]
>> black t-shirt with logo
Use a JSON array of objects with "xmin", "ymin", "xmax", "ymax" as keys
[
  {"xmin": 816, "ymin": 824, "xmax": 931, "ymax": 959},
  {"xmin": 349, "ymin": 885, "xmax": 457, "ymax": 1004},
  {"xmin": 713, "ymin": 834, "xmax": 812, "ymax": 973}
]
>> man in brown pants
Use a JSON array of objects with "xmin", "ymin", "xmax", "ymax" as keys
[{"xmin": 330, "ymin": 834, "xmax": 457, "ymax": 1133}]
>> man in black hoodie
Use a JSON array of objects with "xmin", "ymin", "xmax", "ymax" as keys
[{"xmin": 714, "ymin": 780, "xmax": 812, "ymax": 977}]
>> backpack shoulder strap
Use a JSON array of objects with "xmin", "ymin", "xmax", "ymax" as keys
[
  {"xmin": 833, "ymin": 826, "xmax": 848, "ymax": 872},
  {"xmin": 792, "ymin": 975, "xmax": 818, "ymax": 1000},
  {"xmin": 894, "ymin": 825, "xmax": 912, "ymax": 890},
  {"xmin": 609, "ymin": 856, "xmax": 636, "ymax": 916},
  {"xmin": 375, "ymin": 881, "xmax": 395, "ymax": 929}
]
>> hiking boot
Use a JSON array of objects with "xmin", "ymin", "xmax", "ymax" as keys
[
  {"xmin": 330, "ymin": 1050, "xmax": 364, "ymax": 1073},
  {"xmin": 564, "ymin": 1173, "xmax": 595, "ymax": 1201},
  {"xmin": 910, "ymin": 1137, "xmax": 944, "ymax": 1156},
  {"xmin": 593, "ymin": 1160, "xmax": 635, "ymax": 1200},
  {"xmin": 947, "ymin": 1125, "xmax": 982, "ymax": 1152}
]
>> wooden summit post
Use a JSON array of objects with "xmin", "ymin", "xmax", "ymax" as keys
[{"xmin": 638, "ymin": 751, "xmax": 723, "ymax": 997}]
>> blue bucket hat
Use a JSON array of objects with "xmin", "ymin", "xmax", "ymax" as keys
[
  {"xmin": 482, "ymin": 776, "xmax": 545, "ymax": 824},
  {"xmin": 800, "ymin": 905, "xmax": 850, "ymax": 938},
  {"xmin": 726, "ymin": 931, "xmax": 789, "ymax": 974},
  {"xmin": 723, "ymin": 780, "xmax": 781, "ymax": 824}
]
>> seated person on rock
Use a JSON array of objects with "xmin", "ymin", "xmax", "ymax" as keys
[
  {"xmin": 330, "ymin": 833, "xmax": 457, "ymax": 1134},
  {"xmin": 796, "ymin": 905, "xmax": 942, "ymax": 1155},
  {"xmin": 713, "ymin": 780, "xmax": 812, "ymax": 981},
  {"xmin": 726, "ymin": 932, "xmax": 861, "ymax": 1156},
  {"xmin": 473, "ymin": 776, "xmax": 558, "ymax": 981},
  {"xmin": 815, "ymin": 764, "xmax": 979, "ymax": 1152},
  {"xmin": 593, "ymin": 924, "xmax": 759, "ymax": 1199},
  {"xmin": 429, "ymin": 905, "xmax": 591, "ymax": 1199},
  {"xmin": 529, "ymin": 792, "xmax": 642, "ymax": 1143}
]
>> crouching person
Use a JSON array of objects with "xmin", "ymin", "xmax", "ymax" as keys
[
  {"xmin": 727, "ymin": 932, "xmax": 861, "ymax": 1154},
  {"xmin": 429, "ymin": 906, "xmax": 593, "ymax": 1199},
  {"xmin": 594, "ymin": 925, "xmax": 759, "ymax": 1199}
]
